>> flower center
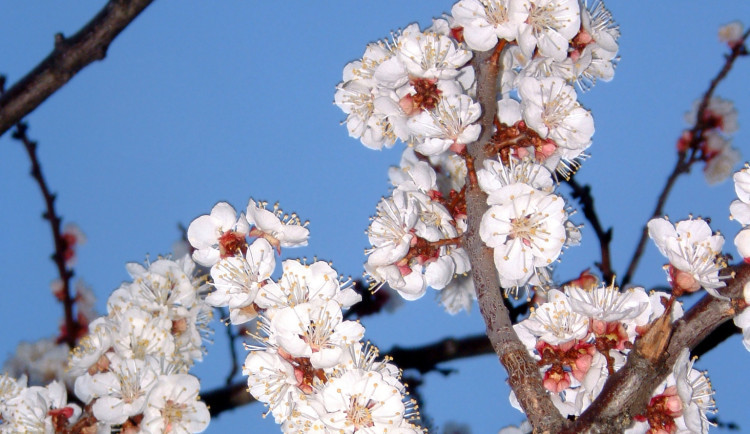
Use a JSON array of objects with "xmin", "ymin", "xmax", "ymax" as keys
[
  {"xmin": 346, "ymin": 394, "xmax": 375, "ymax": 429},
  {"xmin": 161, "ymin": 399, "xmax": 189, "ymax": 432},
  {"xmin": 509, "ymin": 214, "xmax": 543, "ymax": 246},
  {"xmin": 218, "ymin": 230, "xmax": 248, "ymax": 259},
  {"xmin": 482, "ymin": 0, "xmax": 509, "ymax": 27}
]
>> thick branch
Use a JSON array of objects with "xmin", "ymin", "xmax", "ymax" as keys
[
  {"xmin": 621, "ymin": 31, "xmax": 750, "ymax": 287},
  {"xmin": 567, "ymin": 263, "xmax": 750, "ymax": 433},
  {"xmin": 463, "ymin": 45, "xmax": 567, "ymax": 433},
  {"xmin": 0, "ymin": 0, "xmax": 155, "ymax": 138}
]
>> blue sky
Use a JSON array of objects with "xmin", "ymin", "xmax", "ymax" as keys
[{"xmin": 1, "ymin": 1, "xmax": 749, "ymax": 432}]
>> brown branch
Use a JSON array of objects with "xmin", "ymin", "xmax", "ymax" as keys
[
  {"xmin": 0, "ymin": 0, "xmax": 155, "ymax": 138},
  {"xmin": 11, "ymin": 121, "xmax": 78, "ymax": 348},
  {"xmin": 565, "ymin": 176, "xmax": 614, "ymax": 283},
  {"xmin": 621, "ymin": 30, "xmax": 750, "ymax": 287},
  {"xmin": 463, "ymin": 45, "xmax": 567, "ymax": 433},
  {"xmin": 566, "ymin": 262, "xmax": 750, "ymax": 433},
  {"xmin": 692, "ymin": 315, "xmax": 739, "ymax": 357}
]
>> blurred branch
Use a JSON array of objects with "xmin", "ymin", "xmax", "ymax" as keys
[
  {"xmin": 387, "ymin": 334, "xmax": 493, "ymax": 374},
  {"xmin": 0, "ymin": 0, "xmax": 155, "ymax": 138},
  {"xmin": 343, "ymin": 279, "xmax": 393, "ymax": 320},
  {"xmin": 622, "ymin": 29, "xmax": 750, "ymax": 287},
  {"xmin": 8, "ymin": 118, "xmax": 79, "ymax": 348},
  {"xmin": 218, "ymin": 308, "xmax": 241, "ymax": 386},
  {"xmin": 202, "ymin": 381, "xmax": 253, "ymax": 418},
  {"xmin": 565, "ymin": 176, "xmax": 614, "ymax": 283}
]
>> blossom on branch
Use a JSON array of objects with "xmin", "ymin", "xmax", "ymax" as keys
[{"xmin": 647, "ymin": 217, "xmax": 727, "ymax": 298}]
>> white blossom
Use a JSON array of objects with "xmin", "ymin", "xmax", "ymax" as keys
[
  {"xmin": 518, "ymin": 76, "xmax": 594, "ymax": 158},
  {"xmin": 246, "ymin": 199, "xmax": 309, "ymax": 252},
  {"xmin": 647, "ymin": 217, "xmax": 727, "ymax": 298},
  {"xmin": 451, "ymin": 0, "xmax": 528, "ymax": 51},
  {"xmin": 187, "ymin": 202, "xmax": 249, "ymax": 267},
  {"xmin": 480, "ymin": 183, "xmax": 567, "ymax": 288},
  {"xmin": 516, "ymin": 0, "xmax": 581, "ymax": 62},
  {"xmin": 515, "ymin": 289, "xmax": 589, "ymax": 346},
  {"xmin": 141, "ymin": 374, "xmax": 210, "ymax": 433}
]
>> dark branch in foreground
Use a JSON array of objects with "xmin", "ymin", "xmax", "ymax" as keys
[
  {"xmin": 621, "ymin": 30, "xmax": 750, "ymax": 287},
  {"xmin": 565, "ymin": 176, "xmax": 614, "ymax": 283},
  {"xmin": 0, "ymin": 0, "xmax": 155, "ymax": 138},
  {"xmin": 692, "ymin": 316, "xmax": 739, "ymax": 358}
]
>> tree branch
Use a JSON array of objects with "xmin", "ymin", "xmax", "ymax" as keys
[
  {"xmin": 565, "ymin": 176, "xmax": 614, "ymax": 283},
  {"xmin": 218, "ymin": 308, "xmax": 241, "ymax": 386},
  {"xmin": 0, "ymin": 0, "xmax": 155, "ymax": 138},
  {"xmin": 621, "ymin": 30, "xmax": 750, "ymax": 287},
  {"xmin": 387, "ymin": 334, "xmax": 493, "ymax": 374},
  {"xmin": 463, "ymin": 44, "xmax": 568, "ymax": 433},
  {"xmin": 567, "ymin": 263, "xmax": 750, "ymax": 433},
  {"xmin": 10, "ymin": 120, "xmax": 79, "ymax": 348}
]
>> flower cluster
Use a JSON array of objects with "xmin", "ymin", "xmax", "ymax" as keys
[
  {"xmin": 678, "ymin": 96, "xmax": 741, "ymax": 184},
  {"xmin": 334, "ymin": 21, "xmax": 476, "ymax": 152},
  {"xmin": 479, "ymin": 159, "xmax": 579, "ymax": 295},
  {"xmin": 366, "ymin": 150, "xmax": 472, "ymax": 308},
  {"xmin": 0, "ymin": 376, "xmax": 80, "ymax": 433},
  {"xmin": 1, "ymin": 255, "xmax": 213, "ymax": 433},
  {"xmin": 730, "ymin": 165, "xmax": 750, "ymax": 260},
  {"xmin": 727, "ymin": 165, "xmax": 750, "ymax": 352},
  {"xmin": 626, "ymin": 349, "xmax": 716, "ymax": 434},
  {"xmin": 453, "ymin": 0, "xmax": 619, "ymax": 90},
  {"xmin": 512, "ymin": 283, "xmax": 715, "ymax": 432},
  {"xmin": 338, "ymin": 0, "xmax": 620, "ymax": 311},
  {"xmin": 74, "ymin": 256, "xmax": 212, "ymax": 432},
  {"xmin": 187, "ymin": 200, "xmax": 425, "ymax": 433}
]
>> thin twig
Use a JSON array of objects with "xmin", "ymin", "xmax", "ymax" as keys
[
  {"xmin": 219, "ymin": 308, "xmax": 241, "ymax": 386},
  {"xmin": 11, "ymin": 122, "xmax": 78, "ymax": 348},
  {"xmin": 622, "ymin": 30, "xmax": 750, "ymax": 287},
  {"xmin": 0, "ymin": 0, "xmax": 155, "ymax": 138},
  {"xmin": 565, "ymin": 176, "xmax": 614, "ymax": 283}
]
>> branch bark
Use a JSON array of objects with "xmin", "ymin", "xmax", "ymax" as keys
[
  {"xmin": 463, "ymin": 45, "xmax": 568, "ymax": 433},
  {"xmin": 566, "ymin": 263, "xmax": 750, "ymax": 433},
  {"xmin": 0, "ymin": 0, "xmax": 155, "ymax": 138}
]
